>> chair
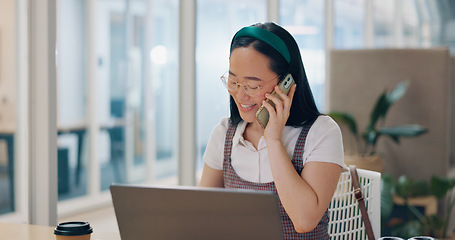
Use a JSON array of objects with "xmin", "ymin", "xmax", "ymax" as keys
[{"xmin": 328, "ymin": 168, "xmax": 381, "ymax": 240}]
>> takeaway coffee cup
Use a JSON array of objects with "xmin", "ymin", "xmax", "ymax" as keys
[{"xmin": 54, "ymin": 221, "xmax": 93, "ymax": 240}]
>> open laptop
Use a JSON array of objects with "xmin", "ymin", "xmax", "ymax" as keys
[{"xmin": 110, "ymin": 184, "xmax": 283, "ymax": 240}]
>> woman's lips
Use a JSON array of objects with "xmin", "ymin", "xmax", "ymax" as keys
[{"xmin": 239, "ymin": 103, "xmax": 257, "ymax": 112}]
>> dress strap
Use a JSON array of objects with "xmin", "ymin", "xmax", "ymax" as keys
[
  {"xmin": 291, "ymin": 119, "xmax": 316, "ymax": 174},
  {"xmin": 223, "ymin": 121, "xmax": 237, "ymax": 162}
]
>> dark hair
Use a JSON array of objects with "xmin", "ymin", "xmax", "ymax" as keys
[{"xmin": 229, "ymin": 22, "xmax": 321, "ymax": 126}]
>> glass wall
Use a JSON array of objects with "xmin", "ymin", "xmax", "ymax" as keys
[
  {"xmin": 195, "ymin": 0, "xmax": 267, "ymax": 172},
  {"xmin": 280, "ymin": 0, "xmax": 325, "ymax": 111},
  {"xmin": 0, "ymin": 0, "xmax": 17, "ymax": 215},
  {"xmin": 149, "ymin": 0, "xmax": 179, "ymax": 181},
  {"xmin": 56, "ymin": 0, "xmax": 180, "ymax": 204},
  {"xmin": 95, "ymin": 0, "xmax": 149, "ymax": 190},
  {"xmin": 57, "ymin": 0, "xmax": 89, "ymax": 200},
  {"xmin": 373, "ymin": 0, "xmax": 395, "ymax": 47},
  {"xmin": 334, "ymin": 0, "xmax": 365, "ymax": 49},
  {"xmin": 401, "ymin": 0, "xmax": 420, "ymax": 47}
]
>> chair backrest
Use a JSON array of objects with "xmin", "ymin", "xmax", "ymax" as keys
[{"xmin": 328, "ymin": 168, "xmax": 381, "ymax": 240}]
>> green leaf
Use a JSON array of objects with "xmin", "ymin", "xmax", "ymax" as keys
[
  {"xmin": 386, "ymin": 135, "xmax": 401, "ymax": 144},
  {"xmin": 327, "ymin": 112, "xmax": 358, "ymax": 135},
  {"xmin": 395, "ymin": 175, "xmax": 430, "ymax": 198},
  {"xmin": 395, "ymin": 175, "xmax": 410, "ymax": 198},
  {"xmin": 367, "ymin": 81, "xmax": 410, "ymax": 131},
  {"xmin": 378, "ymin": 125, "xmax": 428, "ymax": 137},
  {"xmin": 368, "ymin": 92, "xmax": 389, "ymax": 130},
  {"xmin": 430, "ymin": 176, "xmax": 455, "ymax": 199},
  {"xmin": 363, "ymin": 128, "xmax": 378, "ymax": 146},
  {"xmin": 381, "ymin": 174, "xmax": 395, "ymax": 220},
  {"xmin": 422, "ymin": 215, "xmax": 444, "ymax": 236},
  {"xmin": 387, "ymin": 81, "xmax": 410, "ymax": 104}
]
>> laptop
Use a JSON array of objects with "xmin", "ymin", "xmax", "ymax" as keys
[{"xmin": 110, "ymin": 184, "xmax": 283, "ymax": 240}]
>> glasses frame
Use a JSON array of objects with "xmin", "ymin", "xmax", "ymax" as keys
[{"xmin": 220, "ymin": 71, "xmax": 281, "ymax": 97}]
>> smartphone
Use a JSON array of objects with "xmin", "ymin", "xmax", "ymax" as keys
[{"xmin": 255, "ymin": 73, "xmax": 295, "ymax": 128}]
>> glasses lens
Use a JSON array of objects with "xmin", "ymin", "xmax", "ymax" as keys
[
  {"xmin": 246, "ymin": 88, "xmax": 261, "ymax": 97},
  {"xmin": 221, "ymin": 72, "xmax": 238, "ymax": 92},
  {"xmin": 221, "ymin": 71, "xmax": 267, "ymax": 97},
  {"xmin": 221, "ymin": 73, "xmax": 231, "ymax": 89}
]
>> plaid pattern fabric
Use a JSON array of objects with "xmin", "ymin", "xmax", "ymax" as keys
[{"xmin": 223, "ymin": 120, "xmax": 329, "ymax": 240}]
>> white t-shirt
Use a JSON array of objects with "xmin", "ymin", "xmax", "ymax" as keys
[{"xmin": 203, "ymin": 115, "xmax": 347, "ymax": 183}]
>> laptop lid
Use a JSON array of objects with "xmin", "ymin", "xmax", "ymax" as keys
[{"xmin": 110, "ymin": 184, "xmax": 283, "ymax": 240}]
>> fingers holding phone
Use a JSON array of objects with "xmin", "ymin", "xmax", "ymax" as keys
[
  {"xmin": 263, "ymin": 83, "xmax": 296, "ymax": 137},
  {"xmin": 255, "ymin": 74, "xmax": 296, "ymax": 129},
  {"xmin": 269, "ymin": 83, "xmax": 296, "ymax": 116},
  {"xmin": 261, "ymin": 82, "xmax": 296, "ymax": 142}
]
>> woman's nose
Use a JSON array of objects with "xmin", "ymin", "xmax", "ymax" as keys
[{"xmin": 235, "ymin": 87, "xmax": 251, "ymax": 100}]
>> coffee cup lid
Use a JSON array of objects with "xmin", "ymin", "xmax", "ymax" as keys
[{"xmin": 54, "ymin": 221, "xmax": 93, "ymax": 236}]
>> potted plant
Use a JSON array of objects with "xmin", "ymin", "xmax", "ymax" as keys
[
  {"xmin": 328, "ymin": 80, "xmax": 427, "ymax": 172},
  {"xmin": 381, "ymin": 174, "xmax": 455, "ymax": 239}
]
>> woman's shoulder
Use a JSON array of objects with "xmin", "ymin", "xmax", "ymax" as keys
[
  {"xmin": 210, "ymin": 117, "xmax": 242, "ymax": 139},
  {"xmin": 315, "ymin": 114, "xmax": 338, "ymax": 125},
  {"xmin": 307, "ymin": 115, "xmax": 342, "ymax": 138},
  {"xmin": 211, "ymin": 117, "xmax": 231, "ymax": 137},
  {"xmin": 283, "ymin": 115, "xmax": 339, "ymax": 143},
  {"xmin": 218, "ymin": 117, "xmax": 231, "ymax": 128}
]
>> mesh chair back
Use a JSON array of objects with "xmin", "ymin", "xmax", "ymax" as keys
[{"xmin": 328, "ymin": 168, "xmax": 381, "ymax": 240}]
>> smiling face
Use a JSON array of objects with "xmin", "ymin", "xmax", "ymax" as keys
[{"xmin": 228, "ymin": 46, "xmax": 279, "ymax": 124}]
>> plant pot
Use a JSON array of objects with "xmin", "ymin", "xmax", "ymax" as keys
[
  {"xmin": 393, "ymin": 195, "xmax": 438, "ymax": 216},
  {"xmin": 344, "ymin": 154, "xmax": 383, "ymax": 172}
]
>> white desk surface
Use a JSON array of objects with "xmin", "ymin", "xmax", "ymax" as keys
[{"xmin": 0, "ymin": 222, "xmax": 121, "ymax": 240}]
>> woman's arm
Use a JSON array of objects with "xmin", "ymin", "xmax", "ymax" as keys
[
  {"xmin": 199, "ymin": 119, "xmax": 228, "ymax": 188},
  {"xmin": 262, "ymin": 85, "xmax": 342, "ymax": 233},
  {"xmin": 267, "ymin": 142, "xmax": 341, "ymax": 233},
  {"xmin": 199, "ymin": 163, "xmax": 224, "ymax": 188}
]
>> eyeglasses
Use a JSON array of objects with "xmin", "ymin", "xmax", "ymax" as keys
[{"xmin": 220, "ymin": 71, "xmax": 280, "ymax": 97}]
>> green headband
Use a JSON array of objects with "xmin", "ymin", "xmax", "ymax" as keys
[{"xmin": 233, "ymin": 26, "xmax": 291, "ymax": 64}]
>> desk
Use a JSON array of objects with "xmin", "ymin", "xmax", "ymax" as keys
[{"xmin": 0, "ymin": 222, "xmax": 121, "ymax": 240}]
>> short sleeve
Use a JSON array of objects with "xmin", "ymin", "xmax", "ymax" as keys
[
  {"xmin": 202, "ymin": 118, "xmax": 230, "ymax": 170},
  {"xmin": 303, "ymin": 116, "xmax": 347, "ymax": 171}
]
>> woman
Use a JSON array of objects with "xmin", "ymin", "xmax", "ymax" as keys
[{"xmin": 199, "ymin": 22, "xmax": 346, "ymax": 239}]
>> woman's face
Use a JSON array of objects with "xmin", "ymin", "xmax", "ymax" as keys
[{"xmin": 228, "ymin": 46, "xmax": 279, "ymax": 124}]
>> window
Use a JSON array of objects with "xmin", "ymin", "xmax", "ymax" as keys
[
  {"xmin": 56, "ymin": 0, "xmax": 180, "ymax": 211},
  {"xmin": 0, "ymin": 0, "xmax": 18, "ymax": 216},
  {"xmin": 150, "ymin": 0, "xmax": 179, "ymax": 182},
  {"xmin": 334, "ymin": 0, "xmax": 365, "ymax": 49},
  {"xmin": 373, "ymin": 0, "xmax": 395, "ymax": 47},
  {"xmin": 96, "ymin": 0, "xmax": 149, "ymax": 190},
  {"xmin": 57, "ymin": 0, "xmax": 88, "ymax": 200},
  {"xmin": 401, "ymin": 0, "xmax": 420, "ymax": 47},
  {"xmin": 195, "ymin": 0, "xmax": 267, "ymax": 173},
  {"xmin": 280, "ymin": 0, "xmax": 325, "ymax": 111}
]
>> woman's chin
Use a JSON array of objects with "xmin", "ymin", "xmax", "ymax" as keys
[{"xmin": 239, "ymin": 113, "xmax": 257, "ymax": 123}]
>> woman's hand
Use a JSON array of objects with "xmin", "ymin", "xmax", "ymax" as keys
[{"xmin": 261, "ymin": 83, "xmax": 296, "ymax": 142}]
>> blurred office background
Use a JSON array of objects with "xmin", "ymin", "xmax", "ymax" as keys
[{"xmin": 0, "ymin": 0, "xmax": 454, "ymax": 231}]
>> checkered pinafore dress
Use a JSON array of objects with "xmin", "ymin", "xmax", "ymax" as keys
[{"xmin": 223, "ymin": 121, "xmax": 329, "ymax": 240}]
